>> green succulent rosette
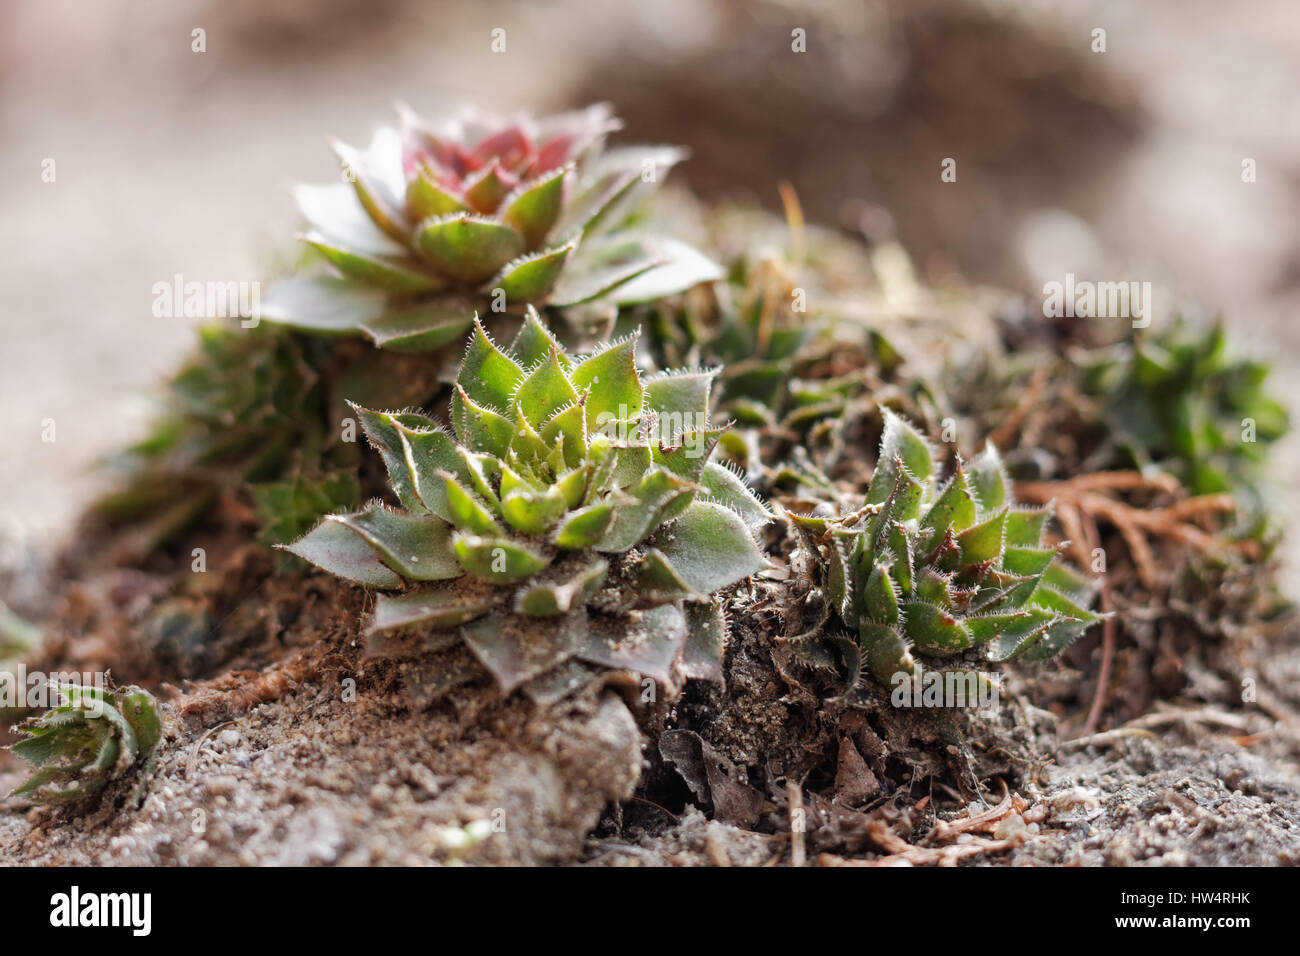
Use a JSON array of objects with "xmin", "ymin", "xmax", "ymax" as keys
[
  {"xmin": 7, "ymin": 683, "xmax": 162, "ymax": 805},
  {"xmin": 283, "ymin": 310, "xmax": 772, "ymax": 698},
  {"xmin": 795, "ymin": 410, "xmax": 1105, "ymax": 687},
  {"xmin": 257, "ymin": 103, "xmax": 723, "ymax": 350}
]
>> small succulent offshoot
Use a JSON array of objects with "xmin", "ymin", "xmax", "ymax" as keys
[
  {"xmin": 795, "ymin": 410, "xmax": 1105, "ymax": 689},
  {"xmin": 7, "ymin": 683, "xmax": 162, "ymax": 805},
  {"xmin": 258, "ymin": 103, "xmax": 723, "ymax": 350},
  {"xmin": 282, "ymin": 310, "xmax": 772, "ymax": 698}
]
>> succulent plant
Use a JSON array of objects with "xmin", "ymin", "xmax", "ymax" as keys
[
  {"xmin": 794, "ymin": 411, "xmax": 1104, "ymax": 686},
  {"xmin": 281, "ymin": 309, "xmax": 772, "ymax": 698},
  {"xmin": 7, "ymin": 683, "xmax": 162, "ymax": 805},
  {"xmin": 1077, "ymin": 320, "xmax": 1288, "ymax": 506},
  {"xmin": 258, "ymin": 103, "xmax": 723, "ymax": 350}
]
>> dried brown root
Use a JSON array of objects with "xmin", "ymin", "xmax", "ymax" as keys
[
  {"xmin": 1018, "ymin": 472, "xmax": 1243, "ymax": 733},
  {"xmin": 925, "ymin": 779, "xmax": 1012, "ymax": 841},
  {"xmin": 1063, "ymin": 705, "xmax": 1263, "ymax": 752},
  {"xmin": 818, "ymin": 824, "xmax": 1025, "ymax": 867},
  {"xmin": 1080, "ymin": 512, "xmax": 1116, "ymax": 736},
  {"xmin": 818, "ymin": 781, "xmax": 1031, "ymax": 867},
  {"xmin": 1016, "ymin": 472, "xmax": 1239, "ymax": 590}
]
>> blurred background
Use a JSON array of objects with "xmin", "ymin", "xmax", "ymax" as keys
[{"xmin": 3, "ymin": 0, "xmax": 1299, "ymax": 589}]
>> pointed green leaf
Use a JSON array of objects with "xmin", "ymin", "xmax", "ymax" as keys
[
  {"xmin": 1005, "ymin": 507, "xmax": 1050, "ymax": 548},
  {"xmin": 921, "ymin": 471, "xmax": 978, "ymax": 542},
  {"xmin": 957, "ymin": 507, "xmax": 1007, "ymax": 564},
  {"xmin": 900, "ymin": 602, "xmax": 973, "ymax": 655},
  {"xmin": 571, "ymin": 334, "xmax": 643, "ymax": 430},
  {"xmin": 303, "ymin": 233, "xmax": 445, "ymax": 295},
  {"xmin": 967, "ymin": 444, "xmax": 1009, "ymax": 515},
  {"xmin": 441, "ymin": 472, "xmax": 504, "ymax": 535},
  {"xmin": 861, "ymin": 565, "xmax": 899, "ymax": 626},
  {"xmin": 514, "ymin": 347, "xmax": 579, "ymax": 426},
  {"xmin": 1029, "ymin": 586, "xmax": 1102, "ymax": 623},
  {"xmin": 514, "ymin": 559, "xmax": 608, "ymax": 616},
  {"xmin": 1019, "ymin": 618, "xmax": 1090, "ymax": 662},
  {"xmin": 860, "ymin": 623, "xmax": 916, "ymax": 683},
  {"xmin": 453, "ymin": 534, "xmax": 552, "ymax": 582},
  {"xmin": 450, "ymin": 385, "xmax": 514, "ymax": 459},
  {"xmin": 914, "ymin": 567, "xmax": 953, "ymax": 606},
  {"xmin": 501, "ymin": 486, "xmax": 568, "ymax": 536},
  {"xmin": 502, "ymin": 165, "xmax": 568, "ymax": 248},
  {"xmin": 590, "ymin": 469, "xmax": 696, "ymax": 552},
  {"xmin": 643, "ymin": 369, "xmax": 716, "ymax": 431},
  {"xmin": 644, "ymin": 500, "xmax": 769, "ymax": 594},
  {"xmin": 415, "ymin": 214, "xmax": 525, "ymax": 285},
  {"xmin": 553, "ymin": 465, "xmax": 589, "ymax": 508},
  {"xmin": 653, "ymin": 428, "xmax": 725, "ymax": 483},
  {"xmin": 539, "ymin": 400, "xmax": 588, "ymax": 470},
  {"xmin": 280, "ymin": 516, "xmax": 403, "ymax": 588},
  {"xmin": 1001, "ymin": 545, "xmax": 1058, "ymax": 577},
  {"xmin": 551, "ymin": 502, "xmax": 616, "ymax": 549},
  {"xmin": 456, "ymin": 318, "xmax": 524, "ymax": 411},
  {"xmin": 462, "ymin": 159, "xmax": 511, "ymax": 214},
  {"xmin": 977, "ymin": 609, "xmax": 1060, "ymax": 661},
  {"xmin": 405, "ymin": 169, "xmax": 467, "ymax": 221},
  {"xmin": 354, "ymin": 406, "xmax": 464, "ymax": 518},
  {"xmin": 489, "ymin": 241, "xmax": 575, "ymax": 302},
  {"xmin": 884, "ymin": 523, "xmax": 915, "ymax": 598},
  {"xmin": 1041, "ymin": 561, "xmax": 1093, "ymax": 600},
  {"xmin": 629, "ymin": 547, "xmax": 707, "ymax": 603},
  {"xmin": 509, "ymin": 306, "xmax": 570, "ymax": 369},
  {"xmin": 330, "ymin": 504, "xmax": 460, "ymax": 581},
  {"xmin": 867, "ymin": 410, "xmax": 935, "ymax": 505}
]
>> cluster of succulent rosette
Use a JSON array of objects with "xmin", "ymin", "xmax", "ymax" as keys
[
  {"xmin": 795, "ymin": 411, "xmax": 1104, "ymax": 687},
  {"xmin": 19, "ymin": 100, "xmax": 1284, "ymax": 807},
  {"xmin": 1077, "ymin": 320, "xmax": 1288, "ymax": 505}
]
